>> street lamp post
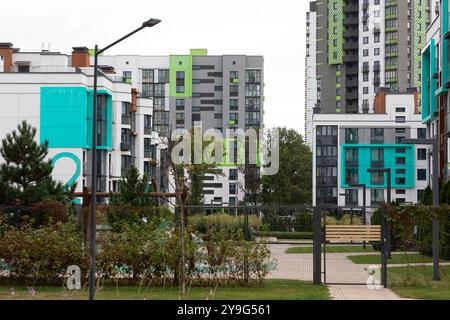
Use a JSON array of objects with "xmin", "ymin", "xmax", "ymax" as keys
[
  {"xmin": 88, "ymin": 18, "xmax": 161, "ymax": 301},
  {"xmin": 367, "ymin": 168, "xmax": 391, "ymax": 288},
  {"xmin": 349, "ymin": 184, "xmax": 367, "ymax": 249},
  {"xmin": 404, "ymin": 138, "xmax": 440, "ymax": 281}
]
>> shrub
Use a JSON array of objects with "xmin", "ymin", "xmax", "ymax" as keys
[
  {"xmin": 189, "ymin": 214, "xmax": 261, "ymax": 235},
  {"xmin": 262, "ymin": 212, "xmax": 313, "ymax": 232},
  {"xmin": 0, "ymin": 218, "xmax": 87, "ymax": 285}
]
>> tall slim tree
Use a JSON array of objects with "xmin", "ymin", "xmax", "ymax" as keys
[{"xmin": 0, "ymin": 121, "xmax": 67, "ymax": 206}]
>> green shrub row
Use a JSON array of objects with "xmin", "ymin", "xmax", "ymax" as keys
[{"xmin": 0, "ymin": 217, "xmax": 274, "ymax": 287}]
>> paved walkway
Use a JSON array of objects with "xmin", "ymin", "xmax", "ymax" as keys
[
  {"xmin": 266, "ymin": 243, "xmax": 408, "ymax": 300},
  {"xmin": 328, "ymin": 285, "xmax": 405, "ymax": 300}
]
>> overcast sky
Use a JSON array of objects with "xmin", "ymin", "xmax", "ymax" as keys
[{"xmin": 4, "ymin": 0, "xmax": 309, "ymax": 135}]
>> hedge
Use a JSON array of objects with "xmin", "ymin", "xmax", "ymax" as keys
[{"xmin": 252, "ymin": 231, "xmax": 313, "ymax": 240}]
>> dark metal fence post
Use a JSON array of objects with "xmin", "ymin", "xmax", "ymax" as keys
[
  {"xmin": 313, "ymin": 206, "xmax": 322, "ymax": 285},
  {"xmin": 381, "ymin": 206, "xmax": 388, "ymax": 288}
]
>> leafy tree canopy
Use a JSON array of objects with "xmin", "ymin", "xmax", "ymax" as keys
[{"xmin": 261, "ymin": 127, "xmax": 312, "ymax": 205}]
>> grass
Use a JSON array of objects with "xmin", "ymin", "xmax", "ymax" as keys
[
  {"xmin": 0, "ymin": 280, "xmax": 330, "ymax": 300},
  {"xmin": 389, "ymin": 266, "xmax": 450, "ymax": 300},
  {"xmin": 286, "ymin": 245, "xmax": 375, "ymax": 254},
  {"xmin": 348, "ymin": 254, "xmax": 435, "ymax": 265}
]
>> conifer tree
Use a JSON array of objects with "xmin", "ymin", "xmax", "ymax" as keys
[{"xmin": 0, "ymin": 121, "xmax": 67, "ymax": 206}]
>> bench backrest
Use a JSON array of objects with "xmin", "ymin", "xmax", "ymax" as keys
[{"xmin": 325, "ymin": 225, "xmax": 381, "ymax": 242}]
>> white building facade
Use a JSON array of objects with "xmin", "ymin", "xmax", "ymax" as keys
[{"xmin": 0, "ymin": 44, "xmax": 164, "ymax": 203}]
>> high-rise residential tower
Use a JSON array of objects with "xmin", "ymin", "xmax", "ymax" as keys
[
  {"xmin": 309, "ymin": 0, "xmax": 431, "ymax": 114},
  {"xmin": 307, "ymin": 0, "xmax": 432, "ymax": 207}
]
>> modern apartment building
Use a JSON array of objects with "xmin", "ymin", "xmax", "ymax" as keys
[
  {"xmin": 0, "ymin": 43, "xmax": 165, "ymax": 203},
  {"xmin": 94, "ymin": 49, "xmax": 265, "ymax": 205},
  {"xmin": 309, "ymin": 0, "xmax": 431, "ymax": 114},
  {"xmin": 422, "ymin": 0, "xmax": 450, "ymax": 182},
  {"xmin": 312, "ymin": 89, "xmax": 429, "ymax": 206},
  {"xmin": 305, "ymin": 2, "xmax": 317, "ymax": 148}
]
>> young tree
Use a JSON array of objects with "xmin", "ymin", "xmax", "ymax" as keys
[
  {"xmin": 0, "ymin": 121, "xmax": 68, "ymax": 206},
  {"xmin": 261, "ymin": 127, "xmax": 312, "ymax": 205}
]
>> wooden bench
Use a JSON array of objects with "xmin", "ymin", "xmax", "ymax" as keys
[{"xmin": 325, "ymin": 225, "xmax": 381, "ymax": 243}]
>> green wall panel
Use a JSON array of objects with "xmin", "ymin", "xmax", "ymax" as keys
[
  {"xmin": 169, "ymin": 55, "xmax": 193, "ymax": 97},
  {"xmin": 328, "ymin": 0, "xmax": 344, "ymax": 65}
]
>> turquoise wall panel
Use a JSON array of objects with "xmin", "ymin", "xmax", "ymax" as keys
[
  {"xmin": 41, "ymin": 87, "xmax": 113, "ymax": 150},
  {"xmin": 341, "ymin": 145, "xmax": 415, "ymax": 189},
  {"xmin": 40, "ymin": 87, "xmax": 88, "ymax": 148}
]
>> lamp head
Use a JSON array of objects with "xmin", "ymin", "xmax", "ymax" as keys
[{"xmin": 143, "ymin": 18, "xmax": 162, "ymax": 28}]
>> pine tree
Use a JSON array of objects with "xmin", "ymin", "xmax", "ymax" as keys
[
  {"xmin": 112, "ymin": 166, "xmax": 153, "ymax": 207},
  {"xmin": 0, "ymin": 121, "xmax": 66, "ymax": 205}
]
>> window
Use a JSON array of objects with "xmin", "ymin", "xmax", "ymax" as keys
[
  {"xmin": 230, "ymin": 85, "xmax": 239, "ymax": 96},
  {"xmin": 176, "ymin": 99, "xmax": 185, "ymax": 110},
  {"xmin": 229, "ymin": 169, "xmax": 238, "ymax": 181},
  {"xmin": 176, "ymin": 113, "xmax": 185, "ymax": 125},
  {"xmin": 246, "ymin": 70, "xmax": 261, "ymax": 83},
  {"xmin": 176, "ymin": 71, "xmax": 185, "ymax": 93},
  {"xmin": 345, "ymin": 189, "xmax": 359, "ymax": 206},
  {"xmin": 18, "ymin": 65, "xmax": 30, "ymax": 73},
  {"xmin": 417, "ymin": 169, "xmax": 427, "ymax": 181},
  {"xmin": 345, "ymin": 128, "xmax": 358, "ymax": 144},
  {"xmin": 371, "ymin": 128, "xmax": 384, "ymax": 144},
  {"xmin": 230, "ymin": 71, "xmax": 239, "ymax": 81},
  {"xmin": 158, "ymin": 69, "xmax": 169, "ymax": 83},
  {"xmin": 371, "ymin": 148, "xmax": 384, "ymax": 165},
  {"xmin": 396, "ymin": 116, "xmax": 406, "ymax": 123},
  {"xmin": 142, "ymin": 69, "xmax": 154, "ymax": 83},
  {"xmin": 417, "ymin": 149, "xmax": 427, "ymax": 160},
  {"xmin": 229, "ymin": 113, "xmax": 239, "ymax": 125},
  {"xmin": 396, "ymin": 157, "xmax": 406, "ymax": 165},
  {"xmin": 371, "ymin": 172, "xmax": 384, "ymax": 185},
  {"xmin": 396, "ymin": 177, "xmax": 406, "ymax": 185},
  {"xmin": 123, "ymin": 71, "xmax": 132, "ymax": 82},
  {"xmin": 230, "ymin": 99, "xmax": 239, "ymax": 110},
  {"xmin": 371, "ymin": 189, "xmax": 384, "ymax": 206},
  {"xmin": 345, "ymin": 148, "xmax": 358, "ymax": 164},
  {"xmin": 345, "ymin": 168, "xmax": 358, "ymax": 185},
  {"xmin": 418, "ymin": 128, "xmax": 427, "ymax": 139},
  {"xmin": 144, "ymin": 115, "xmax": 152, "ymax": 133},
  {"xmin": 229, "ymin": 183, "xmax": 237, "ymax": 194}
]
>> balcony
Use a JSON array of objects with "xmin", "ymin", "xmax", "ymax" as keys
[
  {"xmin": 345, "ymin": 92, "xmax": 358, "ymax": 101},
  {"xmin": 344, "ymin": 41, "xmax": 358, "ymax": 51},
  {"xmin": 343, "ymin": 3, "xmax": 359, "ymax": 13},
  {"xmin": 343, "ymin": 53, "xmax": 358, "ymax": 63}
]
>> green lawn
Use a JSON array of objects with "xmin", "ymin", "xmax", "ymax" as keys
[
  {"xmin": 389, "ymin": 266, "xmax": 450, "ymax": 300},
  {"xmin": 348, "ymin": 254, "xmax": 434, "ymax": 265},
  {"xmin": 286, "ymin": 245, "xmax": 375, "ymax": 254},
  {"xmin": 0, "ymin": 280, "xmax": 330, "ymax": 300}
]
